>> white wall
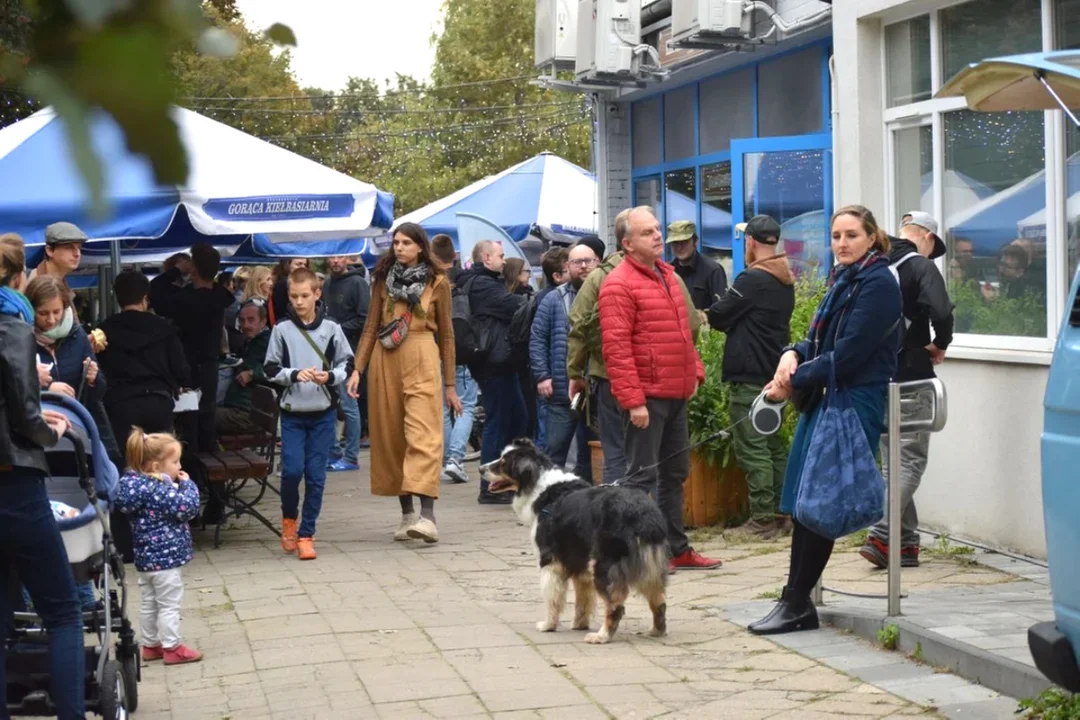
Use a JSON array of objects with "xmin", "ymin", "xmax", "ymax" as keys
[{"xmin": 919, "ymin": 361, "xmax": 1048, "ymax": 557}]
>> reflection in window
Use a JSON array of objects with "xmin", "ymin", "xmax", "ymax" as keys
[
  {"xmin": 943, "ymin": 110, "xmax": 1046, "ymax": 337},
  {"xmin": 701, "ymin": 162, "xmax": 733, "ymax": 277},
  {"xmin": 1057, "ymin": 0, "xmax": 1080, "ymax": 50},
  {"xmin": 632, "ymin": 98, "xmax": 662, "ymax": 168},
  {"xmin": 940, "ymin": 0, "xmax": 1040, "ymax": 84},
  {"xmin": 699, "ymin": 70, "xmax": 754, "ymax": 153},
  {"xmin": 885, "ymin": 17, "xmax": 932, "ymax": 107},
  {"xmin": 893, "ymin": 125, "xmax": 933, "ymax": 230},
  {"xmin": 634, "ymin": 177, "xmax": 662, "ymax": 220},
  {"xmin": 664, "ymin": 169, "xmax": 696, "ymax": 261},
  {"xmin": 742, "ymin": 149, "xmax": 827, "ymax": 277},
  {"xmin": 1068, "ymin": 123, "xmax": 1080, "ymax": 282}
]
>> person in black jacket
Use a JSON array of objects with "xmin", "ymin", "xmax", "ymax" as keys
[
  {"xmin": 99, "ymin": 269, "xmax": 191, "ymax": 561},
  {"xmin": 269, "ymin": 258, "xmax": 308, "ymax": 326},
  {"xmin": 667, "ymin": 220, "xmax": 728, "ymax": 313},
  {"xmin": 462, "ymin": 239, "xmax": 526, "ymax": 503},
  {"xmin": 151, "ymin": 245, "xmax": 235, "ymax": 452},
  {"xmin": 860, "ymin": 210, "xmax": 954, "ymax": 570},
  {"xmin": 324, "ymin": 256, "xmax": 371, "ymax": 467},
  {"xmin": 0, "ymin": 233, "xmax": 86, "ymax": 718},
  {"xmin": 708, "ymin": 215, "xmax": 795, "ymax": 539}
]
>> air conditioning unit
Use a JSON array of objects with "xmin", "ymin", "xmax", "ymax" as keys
[
  {"xmin": 672, "ymin": 0, "xmax": 752, "ymax": 41},
  {"xmin": 536, "ymin": 0, "xmax": 579, "ymax": 70},
  {"xmin": 575, "ymin": 0, "xmax": 642, "ymax": 81}
]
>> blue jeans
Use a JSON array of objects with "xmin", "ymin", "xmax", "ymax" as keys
[
  {"xmin": 543, "ymin": 401, "xmax": 577, "ymax": 468},
  {"xmin": 476, "ymin": 371, "xmax": 528, "ymax": 465},
  {"xmin": 443, "ymin": 366, "xmax": 478, "ymax": 464},
  {"xmin": 0, "ymin": 471, "xmax": 85, "ymax": 720},
  {"xmin": 536, "ymin": 397, "xmax": 548, "ymax": 449},
  {"xmin": 328, "ymin": 389, "xmax": 360, "ymax": 466},
  {"xmin": 280, "ymin": 409, "xmax": 336, "ymax": 538}
]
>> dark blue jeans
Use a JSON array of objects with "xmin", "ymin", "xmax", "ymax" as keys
[
  {"xmin": 477, "ymin": 371, "xmax": 528, "ymax": 467},
  {"xmin": 0, "ymin": 471, "xmax": 85, "ymax": 719},
  {"xmin": 543, "ymin": 401, "xmax": 577, "ymax": 469},
  {"xmin": 280, "ymin": 409, "xmax": 336, "ymax": 538}
]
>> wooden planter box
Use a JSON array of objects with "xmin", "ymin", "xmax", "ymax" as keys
[
  {"xmin": 587, "ymin": 442, "xmax": 748, "ymax": 527},
  {"xmin": 683, "ymin": 451, "xmax": 748, "ymax": 529}
]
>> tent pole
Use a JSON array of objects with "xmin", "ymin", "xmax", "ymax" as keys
[
  {"xmin": 1037, "ymin": 72, "xmax": 1080, "ymax": 128},
  {"xmin": 108, "ymin": 241, "xmax": 121, "ymax": 317}
]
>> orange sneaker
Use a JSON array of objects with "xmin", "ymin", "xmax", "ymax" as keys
[
  {"xmin": 281, "ymin": 518, "xmax": 298, "ymax": 554},
  {"xmin": 297, "ymin": 537, "xmax": 316, "ymax": 560}
]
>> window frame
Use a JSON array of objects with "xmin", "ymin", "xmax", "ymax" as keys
[
  {"xmin": 881, "ymin": 0, "xmax": 1064, "ymax": 355},
  {"xmin": 629, "ymin": 39, "xmax": 833, "ymax": 274}
]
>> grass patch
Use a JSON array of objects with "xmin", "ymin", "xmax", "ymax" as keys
[
  {"xmin": 925, "ymin": 534, "xmax": 975, "ymax": 559},
  {"xmin": 878, "ymin": 623, "xmax": 900, "ymax": 651},
  {"xmin": 910, "ymin": 642, "xmax": 924, "ymax": 663},
  {"xmin": 1018, "ymin": 688, "xmax": 1080, "ymax": 719},
  {"xmin": 687, "ymin": 525, "xmax": 726, "ymax": 544},
  {"xmin": 197, "ymin": 600, "xmax": 235, "ymax": 617},
  {"xmin": 843, "ymin": 528, "xmax": 870, "ymax": 548},
  {"xmin": 756, "ymin": 588, "xmax": 782, "ymax": 600}
]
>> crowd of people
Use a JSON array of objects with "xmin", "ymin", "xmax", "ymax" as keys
[{"xmin": 0, "ymin": 193, "xmax": 963, "ymax": 716}]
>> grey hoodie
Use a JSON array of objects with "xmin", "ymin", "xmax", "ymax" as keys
[{"xmin": 264, "ymin": 302, "xmax": 353, "ymax": 414}]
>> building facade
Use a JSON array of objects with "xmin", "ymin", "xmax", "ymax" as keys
[{"xmin": 574, "ymin": 0, "xmax": 1067, "ymax": 557}]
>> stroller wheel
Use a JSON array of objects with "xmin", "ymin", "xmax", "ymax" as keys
[
  {"xmin": 99, "ymin": 660, "xmax": 129, "ymax": 720},
  {"xmin": 121, "ymin": 652, "xmax": 139, "ymax": 713}
]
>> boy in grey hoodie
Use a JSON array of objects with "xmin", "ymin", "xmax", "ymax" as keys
[{"xmin": 264, "ymin": 268, "xmax": 353, "ymax": 560}]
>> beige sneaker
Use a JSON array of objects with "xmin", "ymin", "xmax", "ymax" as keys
[
  {"xmin": 406, "ymin": 516, "xmax": 439, "ymax": 544},
  {"xmin": 394, "ymin": 513, "xmax": 417, "ymax": 541}
]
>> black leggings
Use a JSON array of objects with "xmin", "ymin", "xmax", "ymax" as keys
[{"xmin": 787, "ymin": 519, "xmax": 835, "ymax": 596}]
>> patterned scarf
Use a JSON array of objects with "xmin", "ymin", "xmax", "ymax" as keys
[
  {"xmin": 0, "ymin": 286, "xmax": 33, "ymax": 323},
  {"xmin": 385, "ymin": 262, "xmax": 429, "ymax": 307},
  {"xmin": 806, "ymin": 250, "xmax": 890, "ymax": 358}
]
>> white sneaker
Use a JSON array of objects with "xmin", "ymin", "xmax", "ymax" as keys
[
  {"xmin": 444, "ymin": 460, "xmax": 468, "ymax": 484},
  {"xmin": 406, "ymin": 516, "xmax": 439, "ymax": 544},
  {"xmin": 394, "ymin": 513, "xmax": 417, "ymax": 541}
]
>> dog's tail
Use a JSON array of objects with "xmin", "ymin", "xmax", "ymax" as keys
[{"xmin": 597, "ymin": 520, "xmax": 670, "ymax": 592}]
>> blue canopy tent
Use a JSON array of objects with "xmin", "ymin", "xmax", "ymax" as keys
[
  {"xmin": 394, "ymin": 152, "xmax": 597, "ymax": 246},
  {"xmin": 0, "ymin": 107, "xmax": 394, "ymax": 267}
]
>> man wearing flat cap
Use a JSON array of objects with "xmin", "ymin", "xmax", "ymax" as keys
[
  {"xmin": 29, "ymin": 221, "xmax": 87, "ymax": 323},
  {"xmin": 708, "ymin": 214, "xmax": 795, "ymax": 539},
  {"xmin": 666, "ymin": 220, "xmax": 728, "ymax": 313}
]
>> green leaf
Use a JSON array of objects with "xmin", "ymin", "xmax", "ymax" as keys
[
  {"xmin": 197, "ymin": 27, "xmax": 239, "ymax": 57},
  {"xmin": 22, "ymin": 69, "xmax": 107, "ymax": 218},
  {"xmin": 264, "ymin": 22, "xmax": 296, "ymax": 47}
]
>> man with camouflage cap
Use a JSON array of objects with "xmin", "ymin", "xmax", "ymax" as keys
[{"xmin": 667, "ymin": 219, "xmax": 728, "ymax": 312}]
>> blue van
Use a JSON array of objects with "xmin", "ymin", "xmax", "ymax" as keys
[{"xmin": 1031, "ymin": 265, "xmax": 1080, "ymax": 692}]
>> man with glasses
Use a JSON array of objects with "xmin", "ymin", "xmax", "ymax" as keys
[
  {"xmin": 215, "ymin": 300, "xmax": 272, "ymax": 436},
  {"xmin": 531, "ymin": 242, "xmax": 599, "ymax": 473}
]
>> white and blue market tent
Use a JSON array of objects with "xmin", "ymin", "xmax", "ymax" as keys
[
  {"xmin": 0, "ymin": 106, "xmax": 394, "ymax": 251},
  {"xmin": 394, "ymin": 152, "xmax": 597, "ymax": 245}
]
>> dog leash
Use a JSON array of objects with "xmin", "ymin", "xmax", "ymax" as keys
[{"xmin": 610, "ymin": 389, "xmax": 788, "ymax": 488}]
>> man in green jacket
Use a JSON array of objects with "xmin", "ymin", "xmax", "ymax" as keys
[
  {"xmin": 215, "ymin": 300, "xmax": 271, "ymax": 436},
  {"xmin": 567, "ymin": 210, "xmax": 702, "ymax": 484}
]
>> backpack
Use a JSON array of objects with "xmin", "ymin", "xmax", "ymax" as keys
[
  {"xmin": 452, "ymin": 276, "xmax": 484, "ymax": 366},
  {"xmin": 888, "ymin": 252, "xmax": 919, "ymax": 332}
]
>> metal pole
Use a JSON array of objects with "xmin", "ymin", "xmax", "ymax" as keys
[
  {"xmin": 812, "ymin": 577, "xmax": 823, "ymax": 606},
  {"xmin": 108, "ymin": 241, "xmax": 121, "ymax": 316},
  {"xmin": 887, "ymin": 382, "xmax": 902, "ymax": 616}
]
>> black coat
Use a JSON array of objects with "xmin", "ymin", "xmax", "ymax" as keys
[
  {"xmin": 674, "ymin": 251, "xmax": 728, "ymax": 311},
  {"xmin": 149, "ymin": 268, "xmax": 235, "ymax": 366},
  {"xmin": 462, "ymin": 265, "xmax": 525, "ymax": 376},
  {"xmin": 323, "ymin": 267, "xmax": 370, "ymax": 348},
  {"xmin": 96, "ymin": 310, "xmax": 191, "ymax": 404},
  {"xmin": 888, "ymin": 237, "xmax": 955, "ymax": 381},
  {"xmin": 708, "ymin": 255, "xmax": 795, "ymax": 386},
  {"xmin": 0, "ymin": 314, "xmax": 59, "ymax": 473}
]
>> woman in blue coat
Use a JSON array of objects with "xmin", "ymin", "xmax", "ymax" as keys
[
  {"xmin": 26, "ymin": 275, "xmax": 122, "ymax": 462},
  {"xmin": 749, "ymin": 205, "xmax": 902, "ymax": 636}
]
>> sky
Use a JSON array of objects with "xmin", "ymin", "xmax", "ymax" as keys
[{"xmin": 235, "ymin": 1, "xmax": 446, "ymax": 92}]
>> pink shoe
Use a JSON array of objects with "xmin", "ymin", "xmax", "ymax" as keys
[
  {"xmin": 141, "ymin": 645, "xmax": 163, "ymax": 662},
  {"xmin": 163, "ymin": 644, "xmax": 203, "ymax": 665}
]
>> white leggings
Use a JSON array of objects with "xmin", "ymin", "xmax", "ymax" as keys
[{"xmin": 138, "ymin": 568, "xmax": 184, "ymax": 649}]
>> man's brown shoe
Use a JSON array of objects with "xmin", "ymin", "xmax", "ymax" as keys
[{"xmin": 737, "ymin": 518, "xmax": 780, "ymax": 540}]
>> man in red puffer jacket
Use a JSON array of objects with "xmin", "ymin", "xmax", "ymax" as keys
[{"xmin": 599, "ymin": 206, "xmax": 722, "ymax": 572}]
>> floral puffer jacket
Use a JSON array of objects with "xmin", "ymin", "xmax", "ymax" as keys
[{"xmin": 114, "ymin": 470, "xmax": 200, "ymax": 573}]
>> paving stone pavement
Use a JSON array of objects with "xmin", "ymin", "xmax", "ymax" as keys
[{"xmin": 122, "ymin": 457, "xmax": 1031, "ymax": 719}]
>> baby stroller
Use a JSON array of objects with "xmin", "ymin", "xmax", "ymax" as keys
[{"xmin": 5, "ymin": 393, "xmax": 139, "ymax": 718}]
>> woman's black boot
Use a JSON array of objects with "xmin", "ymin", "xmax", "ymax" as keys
[
  {"xmin": 747, "ymin": 586, "xmax": 789, "ymax": 633},
  {"xmin": 748, "ymin": 588, "xmax": 819, "ymax": 635}
]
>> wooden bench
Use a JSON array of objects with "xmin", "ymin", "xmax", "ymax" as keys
[{"xmin": 194, "ymin": 385, "xmax": 281, "ymax": 547}]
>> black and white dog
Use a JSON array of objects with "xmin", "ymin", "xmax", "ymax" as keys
[{"xmin": 483, "ymin": 438, "xmax": 669, "ymax": 644}]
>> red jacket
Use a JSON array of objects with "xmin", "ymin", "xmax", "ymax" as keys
[{"xmin": 598, "ymin": 253, "xmax": 704, "ymax": 409}]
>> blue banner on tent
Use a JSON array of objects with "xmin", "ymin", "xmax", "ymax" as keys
[{"xmin": 202, "ymin": 194, "xmax": 356, "ymax": 222}]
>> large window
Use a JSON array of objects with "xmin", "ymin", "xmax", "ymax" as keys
[
  {"xmin": 757, "ymin": 46, "xmax": 823, "ymax": 137},
  {"xmin": 701, "ymin": 161, "xmax": 733, "ymax": 274},
  {"xmin": 883, "ymin": 0, "xmax": 1077, "ymax": 350},
  {"xmin": 664, "ymin": 86, "xmax": 695, "ymax": 162},
  {"xmin": 699, "ymin": 69, "xmax": 754, "ymax": 153},
  {"xmin": 632, "ymin": 98, "xmax": 661, "ymax": 169}
]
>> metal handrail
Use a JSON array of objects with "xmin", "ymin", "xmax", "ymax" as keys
[{"xmin": 812, "ymin": 378, "xmax": 948, "ymax": 616}]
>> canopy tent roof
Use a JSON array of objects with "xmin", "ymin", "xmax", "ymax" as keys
[
  {"xmin": 394, "ymin": 152, "xmax": 597, "ymax": 244},
  {"xmin": 0, "ymin": 107, "xmax": 394, "ymax": 248},
  {"xmin": 937, "ymin": 50, "xmax": 1080, "ymax": 113}
]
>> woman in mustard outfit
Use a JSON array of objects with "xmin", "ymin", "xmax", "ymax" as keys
[{"xmin": 348, "ymin": 223, "xmax": 461, "ymax": 543}]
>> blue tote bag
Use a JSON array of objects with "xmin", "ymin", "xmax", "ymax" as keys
[{"xmin": 794, "ymin": 365, "xmax": 886, "ymax": 540}]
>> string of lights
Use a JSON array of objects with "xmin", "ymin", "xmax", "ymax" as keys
[{"xmin": 188, "ymin": 100, "xmax": 580, "ymax": 116}]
